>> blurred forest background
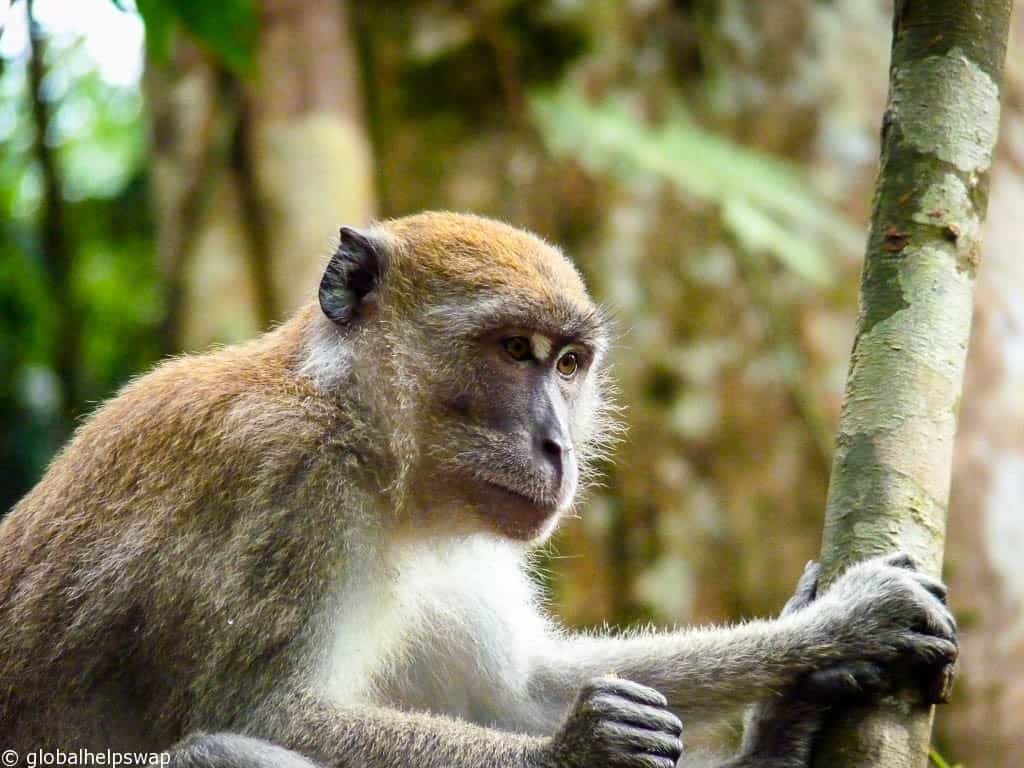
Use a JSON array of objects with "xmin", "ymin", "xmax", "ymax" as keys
[{"xmin": 1, "ymin": 0, "xmax": 1023, "ymax": 763}]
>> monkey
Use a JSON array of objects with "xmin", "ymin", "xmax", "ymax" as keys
[{"xmin": 0, "ymin": 212, "xmax": 957, "ymax": 767}]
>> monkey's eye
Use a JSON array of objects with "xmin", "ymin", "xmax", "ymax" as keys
[
  {"xmin": 502, "ymin": 336, "xmax": 533, "ymax": 361},
  {"xmin": 556, "ymin": 351, "xmax": 580, "ymax": 379}
]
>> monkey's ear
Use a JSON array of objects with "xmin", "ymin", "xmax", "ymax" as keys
[{"xmin": 319, "ymin": 227, "xmax": 385, "ymax": 325}]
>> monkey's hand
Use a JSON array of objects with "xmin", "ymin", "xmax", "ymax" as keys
[
  {"xmin": 540, "ymin": 676, "xmax": 683, "ymax": 768},
  {"xmin": 730, "ymin": 660, "xmax": 889, "ymax": 768},
  {"xmin": 731, "ymin": 563, "xmax": 888, "ymax": 768},
  {"xmin": 800, "ymin": 552, "xmax": 958, "ymax": 704}
]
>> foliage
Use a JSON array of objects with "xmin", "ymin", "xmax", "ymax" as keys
[
  {"xmin": 0, "ymin": 18, "xmax": 157, "ymax": 508},
  {"xmin": 532, "ymin": 82, "xmax": 861, "ymax": 285},
  {"xmin": 131, "ymin": 0, "xmax": 257, "ymax": 76},
  {"xmin": 929, "ymin": 748, "xmax": 963, "ymax": 768}
]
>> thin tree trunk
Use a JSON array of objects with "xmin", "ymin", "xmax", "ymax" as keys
[
  {"xmin": 232, "ymin": 100, "xmax": 277, "ymax": 330},
  {"xmin": 148, "ymin": 45, "xmax": 240, "ymax": 354},
  {"xmin": 813, "ymin": 2, "xmax": 1013, "ymax": 766},
  {"xmin": 26, "ymin": 0, "xmax": 76, "ymax": 428}
]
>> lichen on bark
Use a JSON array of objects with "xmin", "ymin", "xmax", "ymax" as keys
[{"xmin": 893, "ymin": 48, "xmax": 1000, "ymax": 175}]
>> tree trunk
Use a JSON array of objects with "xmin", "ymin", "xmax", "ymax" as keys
[
  {"xmin": 246, "ymin": 0, "xmax": 375, "ymax": 318},
  {"xmin": 813, "ymin": 2, "xmax": 1013, "ymax": 767},
  {"xmin": 148, "ymin": 42, "xmax": 255, "ymax": 353},
  {"xmin": 26, "ymin": 0, "xmax": 77, "ymax": 428},
  {"xmin": 148, "ymin": 0, "xmax": 374, "ymax": 352}
]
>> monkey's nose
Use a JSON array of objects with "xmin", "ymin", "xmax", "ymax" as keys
[{"xmin": 537, "ymin": 433, "xmax": 568, "ymax": 483}]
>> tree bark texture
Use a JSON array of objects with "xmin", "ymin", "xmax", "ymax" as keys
[{"xmin": 813, "ymin": 2, "xmax": 1013, "ymax": 767}]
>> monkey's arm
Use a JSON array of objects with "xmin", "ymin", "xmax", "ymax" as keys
[
  {"xmin": 528, "ymin": 553, "xmax": 957, "ymax": 727},
  {"xmin": 219, "ymin": 680, "xmax": 682, "ymax": 768},
  {"xmin": 532, "ymin": 618, "xmax": 805, "ymax": 725},
  {"xmin": 245, "ymin": 692, "xmax": 542, "ymax": 768}
]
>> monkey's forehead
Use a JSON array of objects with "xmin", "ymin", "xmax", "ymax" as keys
[{"xmin": 379, "ymin": 212, "xmax": 594, "ymax": 309}]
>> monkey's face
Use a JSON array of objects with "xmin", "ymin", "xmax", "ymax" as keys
[
  {"xmin": 413, "ymin": 309, "xmax": 608, "ymax": 542},
  {"xmin": 317, "ymin": 213, "xmax": 614, "ymax": 543}
]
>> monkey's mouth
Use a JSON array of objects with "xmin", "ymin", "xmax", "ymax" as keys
[
  {"xmin": 483, "ymin": 479, "xmax": 559, "ymax": 513},
  {"xmin": 478, "ymin": 479, "xmax": 563, "ymax": 540},
  {"xmin": 422, "ymin": 461, "xmax": 569, "ymax": 539}
]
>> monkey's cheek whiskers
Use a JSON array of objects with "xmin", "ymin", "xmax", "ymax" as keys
[{"xmin": 559, "ymin": 475, "xmax": 579, "ymax": 510}]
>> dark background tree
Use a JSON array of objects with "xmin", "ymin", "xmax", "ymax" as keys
[{"xmin": 2, "ymin": 1, "xmax": 1023, "ymax": 763}]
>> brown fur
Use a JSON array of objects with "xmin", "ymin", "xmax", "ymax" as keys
[
  {"xmin": 382, "ymin": 211, "xmax": 591, "ymax": 308},
  {"xmin": 1, "ymin": 317, "xmax": 338, "ymax": 744},
  {"xmin": 0, "ymin": 213, "xmax": 960, "ymax": 768},
  {"xmin": 0, "ymin": 212, "xmax": 601, "ymax": 749}
]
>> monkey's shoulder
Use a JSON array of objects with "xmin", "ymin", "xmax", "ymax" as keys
[{"xmin": 6, "ymin": 332, "xmax": 357, "ymax": 536}]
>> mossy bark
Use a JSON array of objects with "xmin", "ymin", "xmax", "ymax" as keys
[{"xmin": 813, "ymin": 2, "xmax": 1012, "ymax": 767}]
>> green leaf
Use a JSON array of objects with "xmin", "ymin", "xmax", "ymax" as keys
[
  {"xmin": 175, "ymin": 0, "xmax": 257, "ymax": 77},
  {"xmin": 531, "ymin": 83, "xmax": 863, "ymax": 285},
  {"xmin": 722, "ymin": 199, "xmax": 832, "ymax": 284},
  {"xmin": 928, "ymin": 748, "xmax": 963, "ymax": 768},
  {"xmin": 132, "ymin": 0, "xmax": 258, "ymax": 78},
  {"xmin": 133, "ymin": 0, "xmax": 176, "ymax": 65}
]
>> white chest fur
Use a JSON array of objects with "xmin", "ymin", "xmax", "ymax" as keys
[{"xmin": 318, "ymin": 535, "xmax": 553, "ymax": 730}]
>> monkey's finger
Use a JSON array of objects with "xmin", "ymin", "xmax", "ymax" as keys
[
  {"xmin": 782, "ymin": 561, "xmax": 821, "ymax": 616},
  {"xmin": 909, "ymin": 572, "xmax": 949, "ymax": 606},
  {"xmin": 609, "ymin": 755, "xmax": 677, "ymax": 768},
  {"xmin": 882, "ymin": 552, "xmax": 918, "ymax": 571},
  {"xmin": 801, "ymin": 661, "xmax": 889, "ymax": 703},
  {"xmin": 584, "ymin": 676, "xmax": 670, "ymax": 708},
  {"xmin": 924, "ymin": 660, "xmax": 958, "ymax": 705},
  {"xmin": 897, "ymin": 635, "xmax": 959, "ymax": 667},
  {"xmin": 908, "ymin": 655, "xmax": 960, "ymax": 707},
  {"xmin": 593, "ymin": 696, "xmax": 683, "ymax": 737},
  {"xmin": 911, "ymin": 594, "xmax": 958, "ymax": 641},
  {"xmin": 596, "ymin": 722, "xmax": 683, "ymax": 761},
  {"xmin": 932, "ymin": 609, "xmax": 958, "ymax": 644}
]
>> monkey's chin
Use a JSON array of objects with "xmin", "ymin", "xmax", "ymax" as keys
[{"xmin": 477, "ymin": 481, "xmax": 564, "ymax": 542}]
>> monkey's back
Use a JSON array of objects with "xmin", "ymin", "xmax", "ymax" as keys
[{"xmin": 0, "ymin": 313, "xmax": 367, "ymax": 748}]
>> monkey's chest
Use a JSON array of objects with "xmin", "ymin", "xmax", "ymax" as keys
[
  {"xmin": 318, "ymin": 570, "xmax": 414, "ymax": 704},
  {"xmin": 318, "ymin": 539, "xmax": 536, "ymax": 726}
]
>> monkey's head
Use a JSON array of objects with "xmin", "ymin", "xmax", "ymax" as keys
[{"xmin": 309, "ymin": 212, "xmax": 615, "ymax": 542}]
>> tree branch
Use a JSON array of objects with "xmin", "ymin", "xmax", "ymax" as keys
[{"xmin": 232, "ymin": 94, "xmax": 277, "ymax": 331}]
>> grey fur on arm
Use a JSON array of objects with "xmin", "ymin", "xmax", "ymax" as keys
[
  {"xmin": 171, "ymin": 683, "xmax": 685, "ymax": 768},
  {"xmin": 529, "ymin": 553, "xmax": 957, "ymax": 727},
  {"xmin": 533, "ymin": 618, "xmax": 806, "ymax": 724},
  {"xmin": 247, "ymin": 692, "xmax": 544, "ymax": 768},
  {"xmin": 171, "ymin": 701, "xmax": 541, "ymax": 768}
]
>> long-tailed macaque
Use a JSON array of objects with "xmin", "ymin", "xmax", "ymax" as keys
[{"xmin": 0, "ymin": 213, "xmax": 956, "ymax": 767}]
